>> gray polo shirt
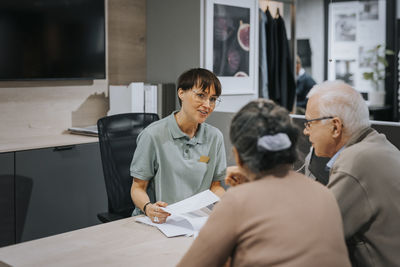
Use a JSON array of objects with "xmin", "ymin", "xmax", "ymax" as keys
[{"xmin": 130, "ymin": 112, "xmax": 227, "ymax": 207}]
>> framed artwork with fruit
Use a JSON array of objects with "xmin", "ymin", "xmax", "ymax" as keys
[{"xmin": 204, "ymin": 0, "xmax": 258, "ymax": 95}]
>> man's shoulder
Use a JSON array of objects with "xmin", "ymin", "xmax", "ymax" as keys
[
  {"xmin": 335, "ymin": 130, "xmax": 400, "ymax": 172},
  {"xmin": 344, "ymin": 130, "xmax": 396, "ymax": 154}
]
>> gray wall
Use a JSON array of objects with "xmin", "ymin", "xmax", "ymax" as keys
[
  {"xmin": 206, "ymin": 112, "xmax": 236, "ymax": 166},
  {"xmin": 295, "ymin": 0, "xmax": 324, "ymax": 83},
  {"xmin": 146, "ymin": 0, "xmax": 202, "ymax": 84}
]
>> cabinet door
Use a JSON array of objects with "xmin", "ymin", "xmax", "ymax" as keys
[
  {"xmin": 15, "ymin": 143, "xmax": 108, "ymax": 242},
  {"xmin": 0, "ymin": 152, "xmax": 15, "ymax": 247}
]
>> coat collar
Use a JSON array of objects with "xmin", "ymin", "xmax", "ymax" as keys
[{"xmin": 344, "ymin": 127, "xmax": 374, "ymax": 149}]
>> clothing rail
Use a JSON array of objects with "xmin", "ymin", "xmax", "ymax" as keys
[{"xmin": 259, "ymin": 0, "xmax": 297, "ymax": 77}]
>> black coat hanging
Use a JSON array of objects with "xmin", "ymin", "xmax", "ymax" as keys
[
  {"xmin": 265, "ymin": 9, "xmax": 280, "ymax": 102},
  {"xmin": 275, "ymin": 13, "xmax": 296, "ymax": 111}
]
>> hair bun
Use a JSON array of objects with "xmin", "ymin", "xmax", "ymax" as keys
[{"xmin": 257, "ymin": 133, "xmax": 292, "ymax": 152}]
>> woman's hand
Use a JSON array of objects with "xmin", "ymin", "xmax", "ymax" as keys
[
  {"xmin": 131, "ymin": 178, "xmax": 170, "ymax": 224},
  {"xmin": 146, "ymin": 201, "xmax": 171, "ymax": 224},
  {"xmin": 224, "ymin": 166, "xmax": 248, "ymax": 187}
]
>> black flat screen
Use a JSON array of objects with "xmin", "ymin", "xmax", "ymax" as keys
[{"xmin": 0, "ymin": 0, "xmax": 105, "ymax": 80}]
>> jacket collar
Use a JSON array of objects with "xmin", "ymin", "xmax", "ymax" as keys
[
  {"xmin": 328, "ymin": 127, "xmax": 374, "ymax": 175},
  {"xmin": 344, "ymin": 127, "xmax": 374, "ymax": 149}
]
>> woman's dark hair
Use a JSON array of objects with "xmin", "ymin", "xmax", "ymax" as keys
[
  {"xmin": 230, "ymin": 99, "xmax": 299, "ymax": 176},
  {"xmin": 176, "ymin": 68, "xmax": 221, "ymax": 106}
]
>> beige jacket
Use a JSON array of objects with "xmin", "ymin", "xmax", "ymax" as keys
[
  {"xmin": 329, "ymin": 127, "xmax": 400, "ymax": 267},
  {"xmin": 178, "ymin": 172, "xmax": 350, "ymax": 267}
]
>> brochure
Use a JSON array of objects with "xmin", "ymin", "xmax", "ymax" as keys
[{"xmin": 135, "ymin": 190, "xmax": 219, "ymax": 237}]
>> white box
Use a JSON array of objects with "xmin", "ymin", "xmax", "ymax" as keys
[{"xmin": 108, "ymin": 82, "xmax": 145, "ymax": 115}]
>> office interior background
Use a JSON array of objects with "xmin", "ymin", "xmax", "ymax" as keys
[{"xmin": 1, "ymin": 0, "xmax": 400, "ymax": 248}]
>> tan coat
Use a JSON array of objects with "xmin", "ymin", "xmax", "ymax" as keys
[
  {"xmin": 178, "ymin": 171, "xmax": 350, "ymax": 267},
  {"xmin": 329, "ymin": 127, "xmax": 400, "ymax": 267}
]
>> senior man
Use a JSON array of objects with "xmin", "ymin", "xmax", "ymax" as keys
[
  {"xmin": 226, "ymin": 81, "xmax": 400, "ymax": 266},
  {"xmin": 304, "ymin": 81, "xmax": 400, "ymax": 266}
]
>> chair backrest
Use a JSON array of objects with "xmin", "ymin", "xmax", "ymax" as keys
[{"xmin": 97, "ymin": 113, "xmax": 159, "ymax": 217}]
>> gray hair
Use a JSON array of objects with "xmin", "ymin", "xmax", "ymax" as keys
[
  {"xmin": 307, "ymin": 80, "xmax": 370, "ymax": 136},
  {"xmin": 230, "ymin": 99, "xmax": 298, "ymax": 175}
]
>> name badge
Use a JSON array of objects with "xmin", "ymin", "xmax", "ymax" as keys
[{"xmin": 199, "ymin": 155, "xmax": 210, "ymax": 163}]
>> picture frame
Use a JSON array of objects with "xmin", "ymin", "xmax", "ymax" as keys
[{"xmin": 204, "ymin": 0, "xmax": 258, "ymax": 95}]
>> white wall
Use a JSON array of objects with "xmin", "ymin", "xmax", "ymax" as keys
[
  {"xmin": 295, "ymin": 0, "xmax": 324, "ymax": 83},
  {"xmin": 398, "ymin": 0, "xmax": 400, "ymax": 18}
]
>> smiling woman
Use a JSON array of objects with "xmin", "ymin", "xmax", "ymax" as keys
[
  {"xmin": 176, "ymin": 72, "xmax": 221, "ymax": 134},
  {"xmin": 130, "ymin": 68, "xmax": 227, "ymax": 224}
]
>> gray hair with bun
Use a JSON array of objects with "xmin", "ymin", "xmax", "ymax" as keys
[{"xmin": 230, "ymin": 99, "xmax": 299, "ymax": 176}]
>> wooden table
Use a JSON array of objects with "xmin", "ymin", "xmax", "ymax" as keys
[{"xmin": 0, "ymin": 216, "xmax": 193, "ymax": 267}]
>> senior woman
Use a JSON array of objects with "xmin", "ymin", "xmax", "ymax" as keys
[
  {"xmin": 130, "ymin": 68, "xmax": 226, "ymax": 224},
  {"xmin": 177, "ymin": 99, "xmax": 350, "ymax": 267}
]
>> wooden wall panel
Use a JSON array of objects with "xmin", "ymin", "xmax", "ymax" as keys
[{"xmin": 108, "ymin": 0, "xmax": 146, "ymax": 85}]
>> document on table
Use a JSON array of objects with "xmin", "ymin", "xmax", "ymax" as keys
[{"xmin": 135, "ymin": 190, "xmax": 220, "ymax": 237}]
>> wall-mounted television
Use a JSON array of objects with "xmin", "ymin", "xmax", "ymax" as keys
[{"xmin": 0, "ymin": 0, "xmax": 105, "ymax": 81}]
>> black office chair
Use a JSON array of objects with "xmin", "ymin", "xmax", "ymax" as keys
[{"xmin": 97, "ymin": 113, "xmax": 159, "ymax": 223}]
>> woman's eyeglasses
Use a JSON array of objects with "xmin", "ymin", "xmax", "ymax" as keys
[
  {"xmin": 191, "ymin": 90, "xmax": 222, "ymax": 107},
  {"xmin": 304, "ymin": 116, "xmax": 334, "ymax": 129}
]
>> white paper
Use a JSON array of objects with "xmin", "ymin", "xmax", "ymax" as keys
[
  {"xmin": 161, "ymin": 189, "xmax": 220, "ymax": 215},
  {"xmin": 136, "ymin": 216, "xmax": 194, "ymax": 237},
  {"xmin": 68, "ymin": 125, "xmax": 98, "ymax": 136},
  {"xmin": 135, "ymin": 190, "xmax": 220, "ymax": 237}
]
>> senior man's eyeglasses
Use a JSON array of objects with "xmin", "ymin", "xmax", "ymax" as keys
[
  {"xmin": 304, "ymin": 116, "xmax": 334, "ymax": 129},
  {"xmin": 191, "ymin": 90, "xmax": 222, "ymax": 107}
]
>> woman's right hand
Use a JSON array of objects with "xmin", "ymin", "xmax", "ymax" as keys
[
  {"xmin": 224, "ymin": 166, "xmax": 248, "ymax": 187},
  {"xmin": 146, "ymin": 201, "xmax": 171, "ymax": 224}
]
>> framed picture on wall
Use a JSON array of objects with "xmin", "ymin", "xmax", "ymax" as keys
[{"xmin": 204, "ymin": 0, "xmax": 258, "ymax": 95}]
